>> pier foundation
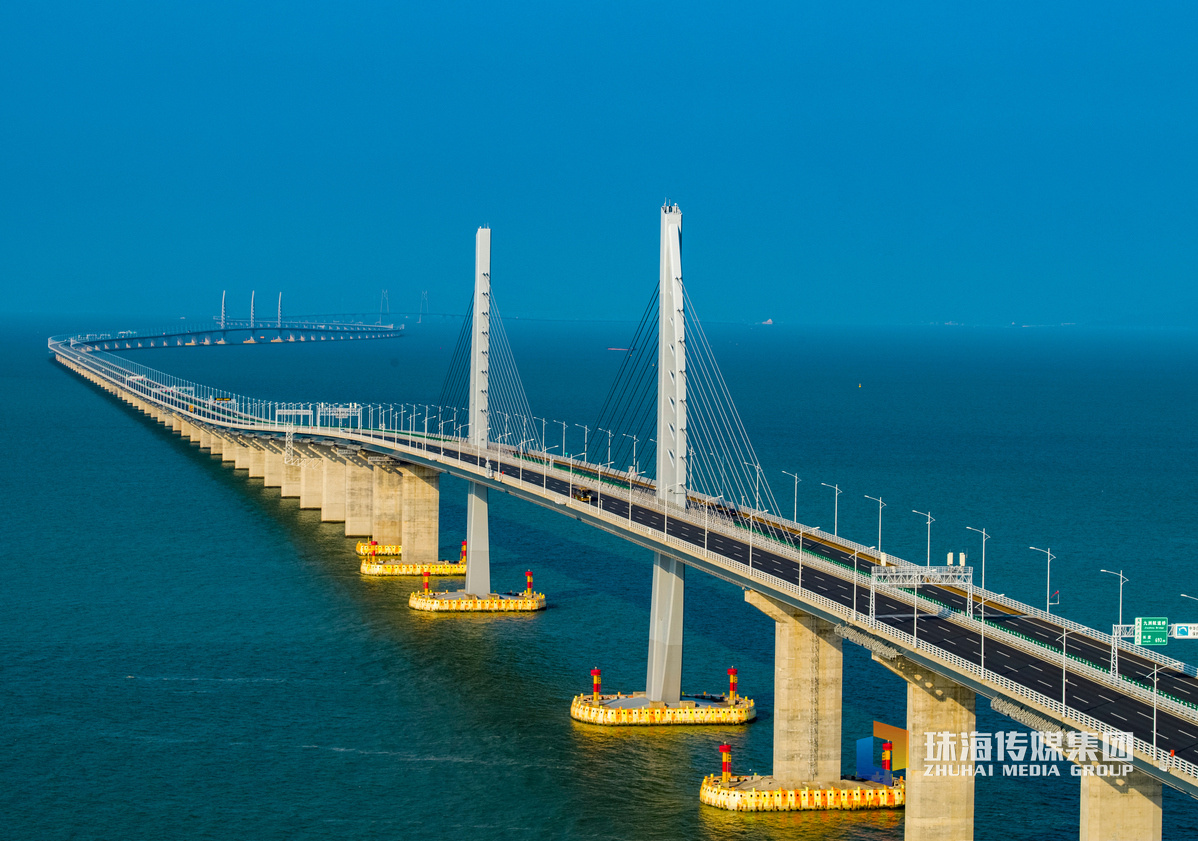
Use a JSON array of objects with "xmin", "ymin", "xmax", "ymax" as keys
[
  {"xmin": 1079, "ymin": 768, "xmax": 1162, "ymax": 841},
  {"xmin": 745, "ymin": 591, "xmax": 843, "ymax": 782}
]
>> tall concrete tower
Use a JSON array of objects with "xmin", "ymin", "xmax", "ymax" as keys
[
  {"xmin": 646, "ymin": 203, "xmax": 687, "ymax": 703},
  {"xmin": 464, "ymin": 227, "xmax": 492, "ymax": 597}
]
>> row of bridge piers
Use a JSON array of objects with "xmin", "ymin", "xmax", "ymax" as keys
[{"xmin": 67, "ymin": 362, "xmax": 443, "ymax": 561}]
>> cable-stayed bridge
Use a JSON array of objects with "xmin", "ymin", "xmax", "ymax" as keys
[{"xmin": 50, "ymin": 205, "xmax": 1193, "ymax": 840}]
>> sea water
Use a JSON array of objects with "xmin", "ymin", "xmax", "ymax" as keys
[{"xmin": 2, "ymin": 314, "xmax": 1197, "ymax": 840}]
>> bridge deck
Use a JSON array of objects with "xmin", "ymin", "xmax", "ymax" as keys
[{"xmin": 50, "ymin": 335, "xmax": 1198, "ymax": 800}]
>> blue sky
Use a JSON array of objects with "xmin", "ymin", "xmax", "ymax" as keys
[{"xmin": 3, "ymin": 1, "xmax": 1196, "ymax": 325}]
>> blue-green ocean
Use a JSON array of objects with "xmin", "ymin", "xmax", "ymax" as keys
[{"xmin": 3, "ymin": 314, "xmax": 1198, "ymax": 840}]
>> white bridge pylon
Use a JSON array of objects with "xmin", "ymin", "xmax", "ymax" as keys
[
  {"xmin": 647, "ymin": 202, "xmax": 687, "ymax": 704},
  {"xmin": 464, "ymin": 226, "xmax": 492, "ymax": 597}
]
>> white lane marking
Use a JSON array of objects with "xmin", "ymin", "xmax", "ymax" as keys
[{"xmin": 1036, "ymin": 680, "xmax": 1052, "ymax": 688}]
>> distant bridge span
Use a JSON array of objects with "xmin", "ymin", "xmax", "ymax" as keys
[{"xmin": 67, "ymin": 315, "xmax": 403, "ymax": 352}]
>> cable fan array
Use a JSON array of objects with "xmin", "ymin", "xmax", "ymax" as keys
[
  {"xmin": 439, "ymin": 292, "xmax": 544, "ymax": 453},
  {"xmin": 593, "ymin": 284, "xmax": 781, "ymax": 518}
]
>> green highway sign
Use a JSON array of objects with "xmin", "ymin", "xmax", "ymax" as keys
[{"xmin": 1135, "ymin": 617, "xmax": 1169, "ymax": 646}]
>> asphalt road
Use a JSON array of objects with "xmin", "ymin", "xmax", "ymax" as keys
[{"xmin": 418, "ymin": 440, "xmax": 1198, "ymax": 767}]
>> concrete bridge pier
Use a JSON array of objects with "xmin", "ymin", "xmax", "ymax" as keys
[
  {"xmin": 281, "ymin": 455, "xmax": 302, "ymax": 498},
  {"xmin": 401, "ymin": 465, "xmax": 440, "ymax": 564},
  {"xmin": 248, "ymin": 441, "xmax": 266, "ymax": 478},
  {"xmin": 344, "ymin": 456, "xmax": 373, "ymax": 537},
  {"xmin": 1079, "ymin": 769, "xmax": 1162, "ymax": 841},
  {"xmin": 177, "ymin": 418, "xmax": 195, "ymax": 441},
  {"xmin": 208, "ymin": 430, "xmax": 227, "ymax": 459},
  {"xmin": 646, "ymin": 554, "xmax": 685, "ymax": 703},
  {"xmin": 188, "ymin": 423, "xmax": 202, "ymax": 446},
  {"xmin": 744, "ymin": 591, "xmax": 843, "ymax": 782},
  {"xmin": 263, "ymin": 442, "xmax": 284, "ymax": 488},
  {"xmin": 321, "ymin": 452, "xmax": 347, "ymax": 522},
  {"xmin": 197, "ymin": 428, "xmax": 213, "ymax": 451},
  {"xmin": 233, "ymin": 437, "xmax": 253, "ymax": 471},
  {"xmin": 880, "ymin": 656, "xmax": 975, "ymax": 841},
  {"xmin": 298, "ymin": 445, "xmax": 324, "ymax": 509},
  {"xmin": 370, "ymin": 462, "xmax": 403, "ymax": 544},
  {"xmin": 464, "ymin": 482, "xmax": 490, "ymax": 595}
]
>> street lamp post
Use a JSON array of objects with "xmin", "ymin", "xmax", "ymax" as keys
[
  {"xmin": 796, "ymin": 526, "xmax": 819, "ymax": 593},
  {"xmin": 627, "ymin": 467, "xmax": 636, "ymax": 527},
  {"xmin": 914, "ymin": 510, "xmax": 934, "ymax": 566},
  {"xmin": 622, "ymin": 433, "xmax": 639, "ymax": 476},
  {"xmin": 1030, "ymin": 546, "xmax": 1057, "ymax": 614},
  {"xmin": 553, "ymin": 420, "xmax": 568, "ymax": 462},
  {"xmin": 1061, "ymin": 628, "xmax": 1069, "ymax": 709},
  {"xmin": 597, "ymin": 461, "xmax": 613, "ymax": 513},
  {"xmin": 1101, "ymin": 569, "xmax": 1130, "ymax": 678},
  {"xmin": 966, "ymin": 526, "xmax": 990, "ymax": 592},
  {"xmin": 517, "ymin": 438, "xmax": 533, "ymax": 482},
  {"xmin": 821, "ymin": 483, "xmax": 842, "ymax": 536},
  {"xmin": 865, "ymin": 494, "xmax": 886, "ymax": 558},
  {"xmin": 743, "ymin": 462, "xmax": 763, "ymax": 514},
  {"xmin": 782, "ymin": 471, "xmax": 800, "ymax": 523},
  {"xmin": 1100, "ymin": 569, "xmax": 1128, "ymax": 628},
  {"xmin": 575, "ymin": 424, "xmax": 590, "ymax": 464},
  {"xmin": 851, "ymin": 546, "xmax": 875, "ymax": 620},
  {"xmin": 978, "ymin": 593, "xmax": 1005, "ymax": 674},
  {"xmin": 1153, "ymin": 665, "xmax": 1160, "ymax": 755},
  {"xmin": 744, "ymin": 462, "xmax": 764, "ymax": 571}
]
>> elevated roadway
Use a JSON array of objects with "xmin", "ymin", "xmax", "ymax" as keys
[{"xmin": 50, "ymin": 333, "xmax": 1198, "ymax": 803}]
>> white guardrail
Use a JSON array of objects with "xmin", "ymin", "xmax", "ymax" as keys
[{"xmin": 53, "ymin": 339, "xmax": 1198, "ymax": 767}]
